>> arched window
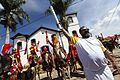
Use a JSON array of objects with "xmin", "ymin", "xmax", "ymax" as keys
[
  {"xmin": 31, "ymin": 39, "xmax": 36, "ymax": 46},
  {"xmin": 17, "ymin": 42, "xmax": 22, "ymax": 49},
  {"xmin": 42, "ymin": 32, "xmax": 44, "ymax": 34},
  {"xmin": 67, "ymin": 16, "xmax": 73, "ymax": 23}
]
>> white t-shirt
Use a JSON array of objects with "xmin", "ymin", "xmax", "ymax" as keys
[{"xmin": 71, "ymin": 37, "xmax": 108, "ymax": 71}]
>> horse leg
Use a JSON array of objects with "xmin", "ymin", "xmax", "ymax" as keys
[
  {"xmin": 49, "ymin": 71, "xmax": 52, "ymax": 80},
  {"xmin": 32, "ymin": 67, "xmax": 36, "ymax": 80},
  {"xmin": 61, "ymin": 67, "xmax": 67, "ymax": 80},
  {"xmin": 73, "ymin": 63, "xmax": 77, "ymax": 72},
  {"xmin": 57, "ymin": 68, "xmax": 61, "ymax": 77},
  {"xmin": 55, "ymin": 62, "xmax": 60, "ymax": 77},
  {"xmin": 37, "ymin": 64, "xmax": 40, "ymax": 80},
  {"xmin": 47, "ymin": 71, "xmax": 49, "ymax": 77},
  {"xmin": 66, "ymin": 66, "xmax": 71, "ymax": 79}
]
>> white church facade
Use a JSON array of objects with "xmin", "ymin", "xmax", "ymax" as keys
[{"xmin": 11, "ymin": 13, "xmax": 80, "ymax": 66}]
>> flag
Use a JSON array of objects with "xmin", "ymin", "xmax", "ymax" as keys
[
  {"xmin": 24, "ymin": 43, "xmax": 27, "ymax": 55},
  {"xmin": 17, "ymin": 45, "xmax": 20, "ymax": 55},
  {"xmin": 1, "ymin": 44, "xmax": 12, "ymax": 56},
  {"xmin": 16, "ymin": 45, "xmax": 20, "ymax": 63},
  {"xmin": 36, "ymin": 41, "xmax": 39, "ymax": 52},
  {"xmin": 71, "ymin": 45, "xmax": 77, "ymax": 59},
  {"xmin": 46, "ymin": 31, "xmax": 48, "ymax": 44}
]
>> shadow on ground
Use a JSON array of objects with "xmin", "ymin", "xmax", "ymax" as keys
[
  {"xmin": 41, "ymin": 76, "xmax": 63, "ymax": 80},
  {"xmin": 71, "ymin": 72, "xmax": 85, "ymax": 78},
  {"xmin": 40, "ymin": 77, "xmax": 51, "ymax": 80},
  {"xmin": 52, "ymin": 77, "xmax": 64, "ymax": 80},
  {"xmin": 112, "ymin": 68, "xmax": 120, "ymax": 76},
  {"xmin": 40, "ymin": 71, "xmax": 85, "ymax": 80}
]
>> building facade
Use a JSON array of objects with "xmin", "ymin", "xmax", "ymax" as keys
[{"xmin": 11, "ymin": 13, "xmax": 80, "ymax": 66}]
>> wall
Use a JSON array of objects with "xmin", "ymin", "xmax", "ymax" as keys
[
  {"xmin": 12, "ymin": 13, "xmax": 80, "ymax": 66},
  {"xmin": 28, "ymin": 29, "xmax": 60, "ymax": 54},
  {"xmin": 67, "ymin": 14, "xmax": 81, "ymax": 37},
  {"xmin": 14, "ymin": 36, "xmax": 28, "ymax": 66}
]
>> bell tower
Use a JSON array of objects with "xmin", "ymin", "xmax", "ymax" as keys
[{"xmin": 66, "ymin": 13, "xmax": 80, "ymax": 36}]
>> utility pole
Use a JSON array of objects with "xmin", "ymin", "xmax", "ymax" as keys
[
  {"xmin": 49, "ymin": 0, "xmax": 64, "ymax": 48},
  {"xmin": 49, "ymin": 0, "xmax": 62, "ymax": 29}
]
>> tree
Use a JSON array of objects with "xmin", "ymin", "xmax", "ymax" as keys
[
  {"xmin": 46, "ymin": 0, "xmax": 74, "ymax": 31},
  {"xmin": 0, "ymin": 0, "xmax": 29, "ymax": 44}
]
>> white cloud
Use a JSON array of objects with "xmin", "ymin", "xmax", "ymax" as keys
[
  {"xmin": 91, "ymin": 5, "xmax": 120, "ymax": 37},
  {"xmin": 69, "ymin": 0, "xmax": 119, "ymax": 37}
]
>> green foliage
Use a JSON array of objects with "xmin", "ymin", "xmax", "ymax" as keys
[
  {"xmin": 0, "ymin": 54, "xmax": 12, "ymax": 71},
  {"xmin": 46, "ymin": 0, "xmax": 74, "ymax": 31},
  {"xmin": 52, "ymin": 0, "xmax": 74, "ymax": 17},
  {"xmin": 0, "ymin": 0, "xmax": 29, "ymax": 32},
  {"xmin": 47, "ymin": 0, "xmax": 74, "ymax": 17}
]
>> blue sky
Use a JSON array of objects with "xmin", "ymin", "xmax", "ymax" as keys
[{"xmin": 0, "ymin": 0, "xmax": 120, "ymax": 49}]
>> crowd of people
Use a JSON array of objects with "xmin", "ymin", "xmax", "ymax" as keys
[
  {"xmin": 0, "ymin": 26, "xmax": 119, "ymax": 80},
  {"xmin": 0, "ymin": 31, "xmax": 81, "ymax": 80}
]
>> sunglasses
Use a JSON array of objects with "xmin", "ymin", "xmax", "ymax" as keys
[{"xmin": 81, "ymin": 28, "xmax": 89, "ymax": 31}]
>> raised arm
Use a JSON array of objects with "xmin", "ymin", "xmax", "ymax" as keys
[{"xmin": 60, "ymin": 27, "xmax": 71, "ymax": 41}]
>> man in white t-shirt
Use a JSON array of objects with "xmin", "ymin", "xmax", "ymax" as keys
[{"xmin": 60, "ymin": 26, "xmax": 118, "ymax": 80}]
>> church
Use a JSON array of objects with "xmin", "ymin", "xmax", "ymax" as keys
[{"xmin": 11, "ymin": 12, "xmax": 80, "ymax": 66}]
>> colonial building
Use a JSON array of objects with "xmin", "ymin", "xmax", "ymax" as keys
[
  {"xmin": 11, "ymin": 13, "xmax": 80, "ymax": 66},
  {"xmin": 66, "ymin": 13, "xmax": 81, "ymax": 37}
]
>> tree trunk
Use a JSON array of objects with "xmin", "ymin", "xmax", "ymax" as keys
[{"xmin": 5, "ymin": 26, "xmax": 10, "ymax": 44}]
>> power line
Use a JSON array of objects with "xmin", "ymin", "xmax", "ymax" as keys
[
  {"xmin": 107, "ymin": 0, "xmax": 120, "ymax": 26},
  {"xmin": 0, "ymin": 0, "xmax": 83, "ymax": 40},
  {"xmin": 0, "ymin": 13, "xmax": 50, "ymax": 39},
  {"xmin": 70, "ymin": 0, "xmax": 83, "ymax": 6}
]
